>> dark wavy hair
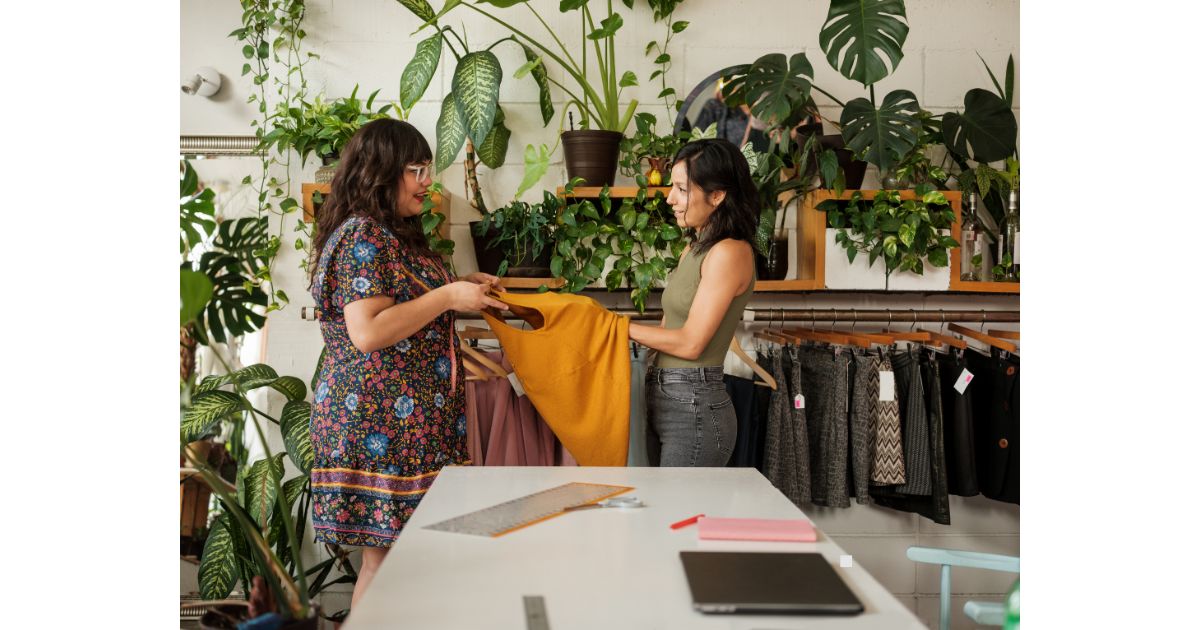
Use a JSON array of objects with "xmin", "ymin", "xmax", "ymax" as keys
[
  {"xmin": 308, "ymin": 119, "xmax": 434, "ymax": 287},
  {"xmin": 671, "ymin": 138, "xmax": 760, "ymax": 256}
]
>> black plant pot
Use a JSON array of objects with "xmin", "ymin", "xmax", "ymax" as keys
[
  {"xmin": 562, "ymin": 130, "xmax": 623, "ymax": 187},
  {"xmin": 469, "ymin": 223, "xmax": 553, "ymax": 278},
  {"xmin": 755, "ymin": 236, "xmax": 789, "ymax": 281},
  {"xmin": 818, "ymin": 134, "xmax": 868, "ymax": 190}
]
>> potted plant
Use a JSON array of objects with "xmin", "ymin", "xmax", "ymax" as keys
[
  {"xmin": 817, "ymin": 184, "xmax": 959, "ymax": 290},
  {"xmin": 432, "ymin": 0, "xmax": 645, "ymax": 187},
  {"xmin": 259, "ymin": 85, "xmax": 395, "ymax": 183},
  {"xmin": 471, "ymin": 190, "xmax": 562, "ymax": 278},
  {"xmin": 619, "ymin": 112, "xmax": 683, "ymax": 187}
]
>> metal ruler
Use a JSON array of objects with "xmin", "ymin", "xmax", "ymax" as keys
[
  {"xmin": 423, "ymin": 482, "xmax": 634, "ymax": 537},
  {"xmin": 523, "ymin": 595, "xmax": 550, "ymax": 630}
]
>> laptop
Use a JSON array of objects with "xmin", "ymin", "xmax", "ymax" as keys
[{"xmin": 680, "ymin": 551, "xmax": 865, "ymax": 615}]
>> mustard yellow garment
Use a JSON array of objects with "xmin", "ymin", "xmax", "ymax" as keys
[{"xmin": 480, "ymin": 292, "xmax": 630, "ymax": 466}]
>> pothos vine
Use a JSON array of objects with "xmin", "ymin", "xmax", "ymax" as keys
[{"xmin": 230, "ymin": 0, "xmax": 317, "ymax": 313}]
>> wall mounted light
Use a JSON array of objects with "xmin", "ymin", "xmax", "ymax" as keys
[{"xmin": 181, "ymin": 67, "xmax": 222, "ymax": 97}]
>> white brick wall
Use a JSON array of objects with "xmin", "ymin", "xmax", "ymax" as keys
[{"xmin": 182, "ymin": 2, "xmax": 1021, "ymax": 627}]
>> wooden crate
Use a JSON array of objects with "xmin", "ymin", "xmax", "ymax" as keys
[{"xmin": 947, "ymin": 197, "xmax": 1020, "ymax": 293}]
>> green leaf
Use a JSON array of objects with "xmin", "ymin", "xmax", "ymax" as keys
[
  {"xmin": 245, "ymin": 454, "xmax": 285, "ymax": 530},
  {"xmin": 477, "ymin": 107, "xmax": 511, "ymax": 169},
  {"xmin": 635, "ymin": 212, "xmax": 650, "ymax": 231},
  {"xmin": 243, "ymin": 44, "xmax": 254, "ymax": 59},
  {"xmin": 927, "ymin": 247, "xmax": 948, "ymax": 267},
  {"xmin": 397, "ymin": 0, "xmax": 437, "ymax": 23},
  {"xmin": 818, "ymin": 149, "xmax": 838, "ymax": 189},
  {"xmin": 400, "ymin": 33, "xmax": 442, "ymax": 110},
  {"xmin": 519, "ymin": 43, "xmax": 554, "ymax": 126},
  {"xmin": 846, "ymin": 246, "xmax": 858, "ymax": 264},
  {"xmin": 587, "ymin": 14, "xmax": 624, "ymax": 40},
  {"xmin": 513, "ymin": 56, "xmax": 541, "ymax": 79},
  {"xmin": 550, "ymin": 255, "xmax": 564, "ymax": 278},
  {"xmin": 281, "ymin": 400, "xmax": 315, "ymax": 474},
  {"xmin": 269, "ymin": 376, "xmax": 306, "ymax": 401},
  {"xmin": 839, "ymin": 90, "xmax": 920, "ymax": 174},
  {"xmin": 941, "ymin": 88, "xmax": 1018, "ymax": 163},
  {"xmin": 421, "ymin": 211, "xmax": 442, "ymax": 234},
  {"xmin": 657, "ymin": 88, "xmax": 675, "ymax": 99},
  {"xmin": 654, "ymin": 53, "xmax": 671, "ymax": 64},
  {"xmin": 819, "ymin": 0, "xmax": 909, "ymax": 87},
  {"xmin": 182, "ymin": 391, "xmax": 242, "ymax": 443},
  {"xmin": 898, "ymin": 223, "xmax": 916, "ymax": 247},
  {"xmin": 180, "ymin": 269, "xmax": 213, "ymax": 327},
  {"xmin": 671, "ymin": 20, "xmax": 689, "ymax": 33},
  {"xmin": 232, "ymin": 364, "xmax": 280, "ymax": 390},
  {"xmin": 634, "ymin": 262, "xmax": 654, "ymax": 288},
  {"xmin": 619, "ymin": 71, "xmax": 638, "ymax": 87},
  {"xmin": 659, "ymin": 224, "xmax": 681, "ymax": 240},
  {"xmin": 645, "ymin": 41, "xmax": 658, "ymax": 56},
  {"xmin": 741, "ymin": 53, "xmax": 814, "ymax": 127},
  {"xmin": 257, "ymin": 41, "xmax": 269, "ymax": 59},
  {"xmin": 515, "ymin": 144, "xmax": 551, "ymax": 200},
  {"xmin": 434, "ymin": 94, "xmax": 466, "ymax": 173},
  {"xmin": 199, "ymin": 514, "xmax": 238, "ymax": 600},
  {"xmin": 452, "ymin": 51, "xmax": 503, "ymax": 147}
]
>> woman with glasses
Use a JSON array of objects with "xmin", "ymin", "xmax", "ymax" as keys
[
  {"xmin": 306, "ymin": 119, "xmax": 508, "ymax": 608},
  {"xmin": 627, "ymin": 138, "xmax": 759, "ymax": 467}
]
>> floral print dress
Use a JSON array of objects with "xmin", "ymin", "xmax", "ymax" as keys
[{"xmin": 309, "ymin": 216, "xmax": 469, "ymax": 547}]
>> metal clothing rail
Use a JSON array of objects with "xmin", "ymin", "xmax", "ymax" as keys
[{"xmin": 299, "ymin": 306, "xmax": 1019, "ymax": 323}]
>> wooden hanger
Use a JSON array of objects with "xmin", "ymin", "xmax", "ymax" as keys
[
  {"xmin": 461, "ymin": 356, "xmax": 490, "ymax": 381},
  {"xmin": 879, "ymin": 309, "xmax": 942, "ymax": 348},
  {"xmin": 728, "ymin": 337, "xmax": 777, "ymax": 390},
  {"xmin": 910, "ymin": 309, "xmax": 967, "ymax": 350},
  {"xmin": 753, "ymin": 308, "xmax": 791, "ymax": 346},
  {"xmin": 987, "ymin": 328, "xmax": 1020, "ymax": 341},
  {"xmin": 948, "ymin": 322, "xmax": 1018, "ymax": 353},
  {"xmin": 457, "ymin": 335, "xmax": 508, "ymax": 378}
]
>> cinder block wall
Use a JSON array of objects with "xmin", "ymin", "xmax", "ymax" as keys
[{"xmin": 182, "ymin": 2, "xmax": 1020, "ymax": 627}]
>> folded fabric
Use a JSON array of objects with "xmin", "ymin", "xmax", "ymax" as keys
[
  {"xmin": 481, "ymin": 291, "xmax": 630, "ymax": 466},
  {"xmin": 697, "ymin": 517, "xmax": 817, "ymax": 542}
]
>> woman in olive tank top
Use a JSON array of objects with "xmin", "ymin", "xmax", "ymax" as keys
[{"xmin": 627, "ymin": 139, "xmax": 759, "ymax": 466}]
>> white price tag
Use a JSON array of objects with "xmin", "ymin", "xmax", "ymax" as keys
[
  {"xmin": 794, "ymin": 394, "xmax": 804, "ymax": 410},
  {"xmin": 878, "ymin": 370, "xmax": 895, "ymax": 402},
  {"xmin": 507, "ymin": 371, "xmax": 527, "ymax": 398},
  {"xmin": 953, "ymin": 368, "xmax": 974, "ymax": 394}
]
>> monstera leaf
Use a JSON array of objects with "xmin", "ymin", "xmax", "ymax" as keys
[
  {"xmin": 839, "ymin": 89, "xmax": 921, "ymax": 174},
  {"xmin": 400, "ymin": 32, "xmax": 442, "ymax": 110},
  {"xmin": 739, "ymin": 53, "xmax": 814, "ymax": 130},
  {"xmin": 819, "ymin": 0, "xmax": 910, "ymax": 87},
  {"xmin": 451, "ymin": 51, "xmax": 503, "ymax": 148},
  {"xmin": 434, "ymin": 94, "xmax": 466, "ymax": 173},
  {"xmin": 941, "ymin": 88, "xmax": 1018, "ymax": 164}
]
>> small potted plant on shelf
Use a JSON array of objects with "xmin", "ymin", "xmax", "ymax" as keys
[
  {"xmin": 259, "ymin": 85, "xmax": 394, "ymax": 183},
  {"xmin": 619, "ymin": 112, "xmax": 684, "ymax": 187},
  {"xmin": 471, "ymin": 190, "xmax": 563, "ymax": 278}
]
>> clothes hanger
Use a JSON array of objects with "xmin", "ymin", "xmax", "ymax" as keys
[
  {"xmin": 879, "ymin": 309, "xmax": 940, "ymax": 347},
  {"xmin": 915, "ymin": 309, "xmax": 968, "ymax": 349},
  {"xmin": 987, "ymin": 328, "xmax": 1020, "ymax": 341},
  {"xmin": 845, "ymin": 308, "xmax": 896, "ymax": 347},
  {"xmin": 947, "ymin": 311, "xmax": 1018, "ymax": 353},
  {"xmin": 457, "ymin": 334, "xmax": 508, "ymax": 378},
  {"xmin": 752, "ymin": 307, "xmax": 789, "ymax": 345},
  {"xmin": 729, "ymin": 336, "xmax": 777, "ymax": 390},
  {"xmin": 780, "ymin": 308, "xmax": 852, "ymax": 346},
  {"xmin": 808, "ymin": 309, "xmax": 873, "ymax": 349},
  {"xmin": 460, "ymin": 355, "xmax": 491, "ymax": 381}
]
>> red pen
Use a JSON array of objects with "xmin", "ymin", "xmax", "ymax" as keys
[{"xmin": 670, "ymin": 514, "xmax": 705, "ymax": 530}]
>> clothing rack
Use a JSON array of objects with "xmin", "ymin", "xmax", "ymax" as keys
[{"xmin": 299, "ymin": 306, "xmax": 1019, "ymax": 323}]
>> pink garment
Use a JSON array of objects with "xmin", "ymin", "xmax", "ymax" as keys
[{"xmin": 464, "ymin": 350, "xmax": 574, "ymax": 466}]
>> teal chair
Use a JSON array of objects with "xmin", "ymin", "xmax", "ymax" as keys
[{"xmin": 907, "ymin": 546, "xmax": 1020, "ymax": 630}]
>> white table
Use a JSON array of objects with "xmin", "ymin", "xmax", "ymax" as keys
[{"xmin": 345, "ymin": 466, "xmax": 925, "ymax": 629}]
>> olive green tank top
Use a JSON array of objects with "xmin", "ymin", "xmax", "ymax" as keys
[{"xmin": 656, "ymin": 243, "xmax": 755, "ymax": 368}]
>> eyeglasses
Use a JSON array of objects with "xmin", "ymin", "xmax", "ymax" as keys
[{"xmin": 406, "ymin": 163, "xmax": 431, "ymax": 181}]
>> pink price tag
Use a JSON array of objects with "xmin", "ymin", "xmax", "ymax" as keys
[
  {"xmin": 953, "ymin": 368, "xmax": 974, "ymax": 394},
  {"xmin": 794, "ymin": 394, "xmax": 804, "ymax": 409}
]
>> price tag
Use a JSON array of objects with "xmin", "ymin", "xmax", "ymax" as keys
[
  {"xmin": 508, "ymin": 372, "xmax": 527, "ymax": 398},
  {"xmin": 794, "ymin": 394, "xmax": 804, "ymax": 409},
  {"xmin": 878, "ymin": 370, "xmax": 895, "ymax": 402},
  {"xmin": 954, "ymin": 368, "xmax": 974, "ymax": 394}
]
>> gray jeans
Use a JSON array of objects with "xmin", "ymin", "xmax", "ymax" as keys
[{"xmin": 645, "ymin": 366, "xmax": 737, "ymax": 467}]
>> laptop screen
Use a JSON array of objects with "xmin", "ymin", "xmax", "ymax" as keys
[{"xmin": 680, "ymin": 551, "xmax": 865, "ymax": 615}]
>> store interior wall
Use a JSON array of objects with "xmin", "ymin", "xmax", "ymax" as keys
[{"xmin": 182, "ymin": 2, "xmax": 1020, "ymax": 627}]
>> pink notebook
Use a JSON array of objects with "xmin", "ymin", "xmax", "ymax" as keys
[{"xmin": 696, "ymin": 517, "xmax": 817, "ymax": 542}]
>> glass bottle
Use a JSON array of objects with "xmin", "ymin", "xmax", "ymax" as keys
[
  {"xmin": 960, "ymin": 193, "xmax": 980, "ymax": 281},
  {"xmin": 1003, "ymin": 578, "xmax": 1020, "ymax": 630},
  {"xmin": 1003, "ymin": 189, "xmax": 1020, "ymax": 282}
]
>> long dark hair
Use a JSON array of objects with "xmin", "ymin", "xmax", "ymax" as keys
[
  {"xmin": 308, "ymin": 119, "xmax": 434, "ymax": 286},
  {"xmin": 671, "ymin": 138, "xmax": 760, "ymax": 256}
]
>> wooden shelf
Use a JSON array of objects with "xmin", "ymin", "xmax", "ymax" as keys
[
  {"xmin": 301, "ymin": 184, "xmax": 449, "ymax": 239},
  {"xmin": 498, "ymin": 277, "xmax": 565, "ymax": 289},
  {"xmin": 754, "ymin": 279, "xmax": 823, "ymax": 292},
  {"xmin": 947, "ymin": 193, "xmax": 1020, "ymax": 294},
  {"xmin": 949, "ymin": 280, "xmax": 1020, "ymax": 293},
  {"xmin": 556, "ymin": 186, "xmax": 670, "ymax": 198}
]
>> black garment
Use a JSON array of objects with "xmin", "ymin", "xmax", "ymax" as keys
[
  {"xmin": 891, "ymin": 349, "xmax": 932, "ymax": 496},
  {"xmin": 847, "ymin": 350, "xmax": 881, "ymax": 504},
  {"xmin": 936, "ymin": 351, "xmax": 980, "ymax": 496},
  {"xmin": 799, "ymin": 345, "xmax": 851, "ymax": 508},
  {"xmin": 966, "ymin": 348, "xmax": 1020, "ymax": 504},
  {"xmin": 870, "ymin": 350, "xmax": 952, "ymax": 525},
  {"xmin": 725, "ymin": 374, "xmax": 761, "ymax": 468},
  {"xmin": 751, "ymin": 362, "xmax": 773, "ymax": 474}
]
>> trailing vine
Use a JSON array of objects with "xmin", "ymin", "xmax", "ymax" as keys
[{"xmin": 230, "ymin": 0, "xmax": 318, "ymax": 312}]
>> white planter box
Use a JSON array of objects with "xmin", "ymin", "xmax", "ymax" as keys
[{"xmin": 823, "ymin": 228, "xmax": 950, "ymax": 291}]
